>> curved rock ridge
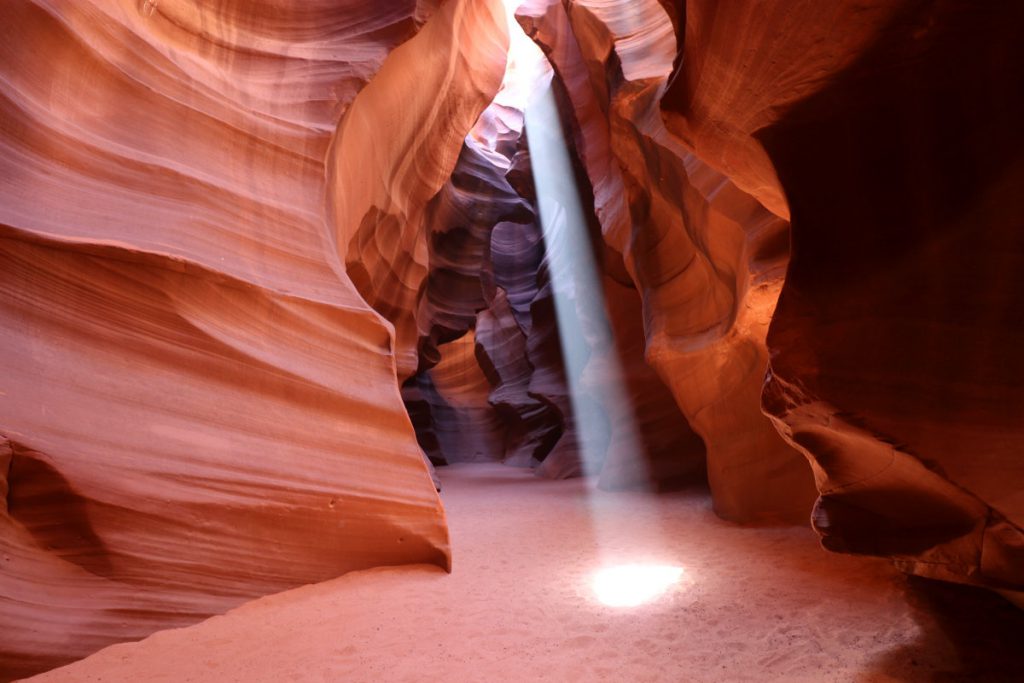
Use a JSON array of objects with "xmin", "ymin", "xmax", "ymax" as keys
[
  {"xmin": 3, "ymin": 5, "xmax": 1023, "ymax": 681},
  {"xmin": 417, "ymin": 136, "xmax": 535, "ymax": 369},
  {"xmin": 592, "ymin": 276, "xmax": 708, "ymax": 492},
  {"xmin": 0, "ymin": 237, "xmax": 447, "ymax": 675},
  {"xmin": 360, "ymin": 26, "xmax": 582, "ymax": 476},
  {"xmin": 394, "ymin": 130, "xmax": 543, "ymax": 472},
  {"xmin": 400, "ymin": 39, "xmax": 705, "ymax": 490},
  {"xmin": 518, "ymin": 0, "xmax": 814, "ymax": 520},
  {"xmin": 414, "ymin": 11, "xmax": 706, "ymax": 489},
  {"xmin": 661, "ymin": 1, "xmax": 910, "ymax": 220},
  {"xmin": 331, "ymin": 0, "xmax": 511, "ymax": 381},
  {"xmin": 0, "ymin": 0, "xmax": 509, "ymax": 676},
  {"xmin": 475, "ymin": 287, "xmax": 565, "ymax": 468},
  {"xmin": 638, "ymin": 0, "xmax": 1024, "ymax": 589},
  {"xmin": 520, "ymin": 0, "xmax": 1024, "ymax": 587},
  {"xmin": 1, "ymin": 0, "xmax": 417, "ymax": 300}
]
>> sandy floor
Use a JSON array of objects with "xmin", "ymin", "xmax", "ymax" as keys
[{"xmin": 26, "ymin": 464, "xmax": 1023, "ymax": 682}]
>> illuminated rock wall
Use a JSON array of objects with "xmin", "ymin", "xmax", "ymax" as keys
[
  {"xmin": 656, "ymin": 0, "xmax": 1024, "ymax": 591},
  {"xmin": 520, "ymin": 0, "xmax": 1024, "ymax": 586},
  {"xmin": 2, "ymin": 0, "xmax": 1021, "ymax": 677},
  {"xmin": 0, "ymin": 0, "xmax": 508, "ymax": 676},
  {"xmin": 519, "ymin": 0, "xmax": 814, "ymax": 521}
]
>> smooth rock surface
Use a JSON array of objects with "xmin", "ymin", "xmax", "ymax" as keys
[
  {"xmin": 519, "ymin": 0, "xmax": 815, "ymax": 521},
  {"xmin": 4, "ymin": 0, "xmax": 1023, "ymax": 676},
  {"xmin": 0, "ymin": 0, "xmax": 509, "ymax": 675}
]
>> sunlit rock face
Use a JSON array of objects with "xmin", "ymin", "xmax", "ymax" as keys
[
  {"xmin": 652, "ymin": 0, "xmax": 1024, "ymax": 590},
  {"xmin": 338, "ymin": 17, "xmax": 590, "ymax": 477},
  {"xmin": 330, "ymin": 0, "xmax": 511, "ymax": 382},
  {"xmin": 394, "ymin": 133, "xmax": 569, "ymax": 471},
  {"xmin": 2, "ymin": 0, "xmax": 1022, "ymax": 676},
  {"xmin": 523, "ymin": 0, "xmax": 1022, "ymax": 588},
  {"xmin": 518, "ymin": 0, "xmax": 814, "ymax": 521},
  {"xmin": 0, "ymin": 0, "xmax": 509, "ymax": 676},
  {"xmin": 340, "ymin": 58, "xmax": 558, "ymax": 472},
  {"xmin": 398, "ymin": 100, "xmax": 588, "ymax": 476},
  {"xmin": 406, "ymin": 331, "xmax": 506, "ymax": 465},
  {"xmin": 388, "ymin": 23, "xmax": 706, "ymax": 489},
  {"xmin": 516, "ymin": 0, "xmax": 1024, "ymax": 585}
]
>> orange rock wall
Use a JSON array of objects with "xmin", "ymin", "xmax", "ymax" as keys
[
  {"xmin": 522, "ymin": 0, "xmax": 1024, "ymax": 585},
  {"xmin": 0, "ymin": 0, "xmax": 508, "ymax": 677},
  {"xmin": 3, "ymin": 0, "xmax": 1023, "ymax": 676},
  {"xmin": 519, "ymin": 0, "xmax": 815, "ymax": 521},
  {"xmin": 330, "ymin": 0, "xmax": 510, "ymax": 381}
]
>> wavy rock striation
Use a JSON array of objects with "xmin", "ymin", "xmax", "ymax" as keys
[
  {"xmin": 644, "ymin": 0, "xmax": 1024, "ymax": 590},
  {"xmin": 3, "ymin": 3, "xmax": 1022, "ymax": 679},
  {"xmin": 332, "ymin": 0, "xmax": 510, "ymax": 382},
  {"xmin": 367, "ymin": 32, "xmax": 585, "ymax": 477},
  {"xmin": 521, "ymin": 0, "xmax": 1024, "ymax": 585},
  {"xmin": 519, "ymin": 0, "xmax": 813, "ymax": 520},
  {"xmin": 0, "ymin": 0, "xmax": 509, "ymax": 676},
  {"xmin": 404, "ymin": 110, "xmax": 579, "ymax": 473},
  {"xmin": 752, "ymin": 1, "xmax": 1024, "ymax": 590}
]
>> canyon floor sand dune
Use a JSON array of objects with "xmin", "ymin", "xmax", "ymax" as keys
[{"xmin": 26, "ymin": 465, "xmax": 1024, "ymax": 682}]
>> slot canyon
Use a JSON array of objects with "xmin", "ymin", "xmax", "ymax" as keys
[{"xmin": 1, "ymin": 0, "xmax": 1023, "ymax": 680}]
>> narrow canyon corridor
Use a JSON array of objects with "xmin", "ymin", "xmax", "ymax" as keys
[
  {"xmin": 2, "ymin": 0, "xmax": 1023, "ymax": 680},
  {"xmin": 26, "ymin": 465, "xmax": 1024, "ymax": 682}
]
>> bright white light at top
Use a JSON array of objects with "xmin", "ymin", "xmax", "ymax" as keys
[
  {"xmin": 592, "ymin": 564, "xmax": 685, "ymax": 607},
  {"xmin": 497, "ymin": 0, "xmax": 552, "ymax": 112}
]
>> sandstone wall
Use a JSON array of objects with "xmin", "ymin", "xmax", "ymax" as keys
[{"xmin": 0, "ymin": 0, "xmax": 508, "ymax": 676}]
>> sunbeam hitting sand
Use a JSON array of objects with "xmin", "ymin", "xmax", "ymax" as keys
[
  {"xmin": 26, "ymin": 465, "xmax": 1024, "ymax": 682},
  {"xmin": 2, "ymin": 0, "xmax": 1023, "ymax": 679}
]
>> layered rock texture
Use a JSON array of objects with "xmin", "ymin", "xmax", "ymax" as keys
[
  {"xmin": 515, "ymin": 0, "xmax": 1024, "ymax": 589},
  {"xmin": 0, "ymin": 0, "xmax": 509, "ymax": 677},
  {"xmin": 2, "ymin": 0, "xmax": 1022, "ymax": 677},
  {"xmin": 750, "ymin": 2, "xmax": 1024, "ymax": 591},
  {"xmin": 519, "ymin": 0, "xmax": 815, "ymax": 520}
]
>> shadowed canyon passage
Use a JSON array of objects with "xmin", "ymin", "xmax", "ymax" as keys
[{"xmin": 1, "ymin": 0, "xmax": 1023, "ymax": 680}]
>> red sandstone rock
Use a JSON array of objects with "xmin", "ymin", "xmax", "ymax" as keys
[
  {"xmin": 752, "ymin": 1, "xmax": 1024, "ymax": 590},
  {"xmin": 380, "ymin": 71, "xmax": 573, "ymax": 472},
  {"xmin": 0, "ymin": 0, "xmax": 509, "ymax": 676},
  {"xmin": 519, "ymin": 0, "xmax": 815, "ymax": 521},
  {"xmin": 541, "ymin": 0, "xmax": 1024, "ymax": 586},
  {"xmin": 484, "ymin": 143, "xmax": 585, "ymax": 478},
  {"xmin": 593, "ymin": 276, "xmax": 707, "ymax": 492},
  {"xmin": 475, "ymin": 289, "xmax": 564, "ymax": 468},
  {"xmin": 4, "ymin": 2, "xmax": 1023, "ymax": 678},
  {"xmin": 416, "ymin": 138, "xmax": 533, "ymax": 369},
  {"xmin": 661, "ymin": 1, "xmax": 910, "ymax": 220},
  {"xmin": 409, "ymin": 331, "xmax": 506, "ymax": 465},
  {"xmin": 0, "ymin": 239, "xmax": 449, "ymax": 675},
  {"xmin": 329, "ymin": 0, "xmax": 510, "ymax": 381}
]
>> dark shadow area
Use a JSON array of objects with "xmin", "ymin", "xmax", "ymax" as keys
[
  {"xmin": 759, "ymin": 0, "xmax": 1024, "ymax": 584},
  {"xmin": 863, "ymin": 576, "xmax": 1024, "ymax": 682},
  {"xmin": 7, "ymin": 443, "xmax": 113, "ymax": 577}
]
